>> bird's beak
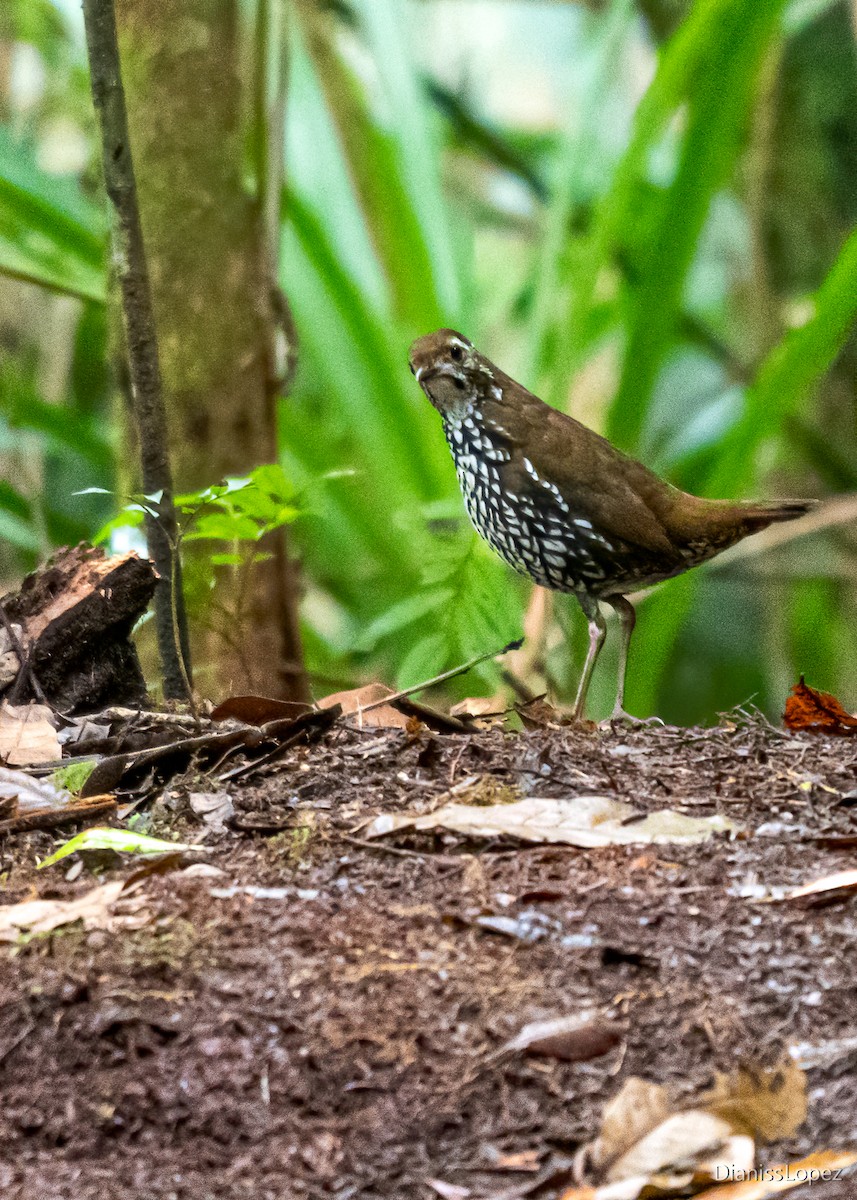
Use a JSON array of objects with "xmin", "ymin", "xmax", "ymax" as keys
[{"xmin": 414, "ymin": 362, "xmax": 463, "ymax": 387}]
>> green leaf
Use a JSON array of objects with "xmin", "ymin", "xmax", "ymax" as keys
[
  {"xmin": 395, "ymin": 631, "xmax": 449, "ymax": 690},
  {"xmin": 49, "ymin": 760, "xmax": 98, "ymax": 796},
  {"xmin": 38, "ymin": 828, "xmax": 204, "ymax": 869},
  {"xmin": 295, "ymin": 0, "xmax": 452, "ymax": 329},
  {"xmin": 186, "ymin": 511, "xmax": 262, "ymax": 542},
  {"xmin": 0, "ymin": 508, "xmax": 41, "ymax": 551},
  {"xmin": 708, "ymin": 224, "xmax": 857, "ymax": 496},
  {"xmin": 0, "ymin": 129, "xmax": 106, "ymax": 302},
  {"xmin": 249, "ymin": 463, "xmax": 295, "ymax": 502},
  {"xmin": 352, "ymin": 588, "xmax": 455, "ymax": 653},
  {"xmin": 605, "ymin": 0, "xmax": 787, "ymax": 448},
  {"xmin": 92, "ymin": 509, "xmax": 146, "ymax": 546}
]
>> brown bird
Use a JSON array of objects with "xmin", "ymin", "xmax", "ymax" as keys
[{"xmin": 409, "ymin": 328, "xmax": 817, "ymax": 720}]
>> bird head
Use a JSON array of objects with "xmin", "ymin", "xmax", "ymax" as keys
[{"xmin": 408, "ymin": 329, "xmax": 491, "ymax": 418}]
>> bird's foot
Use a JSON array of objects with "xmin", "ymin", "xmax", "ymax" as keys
[{"xmin": 600, "ymin": 707, "xmax": 665, "ymax": 730}]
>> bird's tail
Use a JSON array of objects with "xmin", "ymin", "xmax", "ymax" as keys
[{"xmin": 736, "ymin": 498, "xmax": 819, "ymax": 531}]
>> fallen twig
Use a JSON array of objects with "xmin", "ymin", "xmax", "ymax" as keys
[
  {"xmin": 0, "ymin": 796, "xmax": 117, "ymax": 837},
  {"xmin": 360, "ymin": 638, "xmax": 524, "ymax": 714}
]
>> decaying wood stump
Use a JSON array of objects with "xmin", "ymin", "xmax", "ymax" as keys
[{"xmin": 0, "ymin": 545, "xmax": 157, "ymax": 713}]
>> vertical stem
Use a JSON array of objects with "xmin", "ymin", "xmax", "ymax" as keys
[
  {"xmin": 254, "ymin": 0, "xmax": 308, "ymax": 700},
  {"xmin": 81, "ymin": 0, "xmax": 191, "ymax": 699}
]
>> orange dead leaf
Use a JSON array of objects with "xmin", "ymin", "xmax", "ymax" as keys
[
  {"xmin": 783, "ymin": 677, "xmax": 857, "ymax": 735},
  {"xmin": 317, "ymin": 684, "xmax": 411, "ymax": 729}
]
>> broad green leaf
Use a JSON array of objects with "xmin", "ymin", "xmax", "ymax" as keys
[
  {"xmin": 0, "ymin": 130, "xmax": 106, "ymax": 302},
  {"xmin": 395, "ymin": 631, "xmax": 449, "ymax": 690},
  {"xmin": 50, "ymin": 760, "xmax": 98, "ymax": 796},
  {"xmin": 186, "ymin": 512, "xmax": 262, "ymax": 543},
  {"xmin": 606, "ymin": 0, "xmax": 787, "ymax": 448},
  {"xmin": 0, "ymin": 508, "xmax": 41, "ymax": 550},
  {"xmin": 708, "ymin": 224, "xmax": 857, "ymax": 496},
  {"xmin": 352, "ymin": 588, "xmax": 455, "ymax": 653},
  {"xmin": 294, "ymin": 0, "xmax": 449, "ymax": 329}
]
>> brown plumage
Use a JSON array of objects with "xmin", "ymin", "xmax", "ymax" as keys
[{"xmin": 409, "ymin": 328, "xmax": 817, "ymax": 719}]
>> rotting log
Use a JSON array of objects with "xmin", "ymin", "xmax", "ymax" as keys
[{"xmin": 0, "ymin": 545, "xmax": 157, "ymax": 713}]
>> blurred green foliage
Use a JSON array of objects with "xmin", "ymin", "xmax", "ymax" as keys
[{"xmin": 2, "ymin": 0, "xmax": 857, "ymax": 720}]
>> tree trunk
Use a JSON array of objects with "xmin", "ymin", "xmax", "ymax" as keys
[{"xmin": 114, "ymin": 0, "xmax": 308, "ymax": 701}]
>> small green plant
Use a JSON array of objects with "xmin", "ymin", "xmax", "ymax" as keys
[
  {"xmin": 91, "ymin": 462, "xmax": 300, "ymax": 558},
  {"xmin": 82, "ymin": 463, "xmax": 302, "ymax": 705}
]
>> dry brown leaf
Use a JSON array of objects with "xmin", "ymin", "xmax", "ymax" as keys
[
  {"xmin": 588, "ymin": 1077, "xmax": 673, "ymax": 1174},
  {"xmin": 210, "ymin": 694, "xmax": 312, "ymax": 725},
  {"xmin": 607, "ymin": 1110, "xmax": 734, "ymax": 1182},
  {"xmin": 693, "ymin": 1135, "xmax": 757, "ymax": 1185},
  {"xmin": 560, "ymin": 1136, "xmax": 755, "ymax": 1199},
  {"xmin": 692, "ymin": 1148, "xmax": 857, "ymax": 1198},
  {"xmin": 0, "ymin": 880, "xmax": 149, "ymax": 942},
  {"xmin": 762, "ymin": 869, "xmax": 857, "ymax": 904},
  {"xmin": 560, "ymin": 1174, "xmax": 687, "ymax": 1199},
  {"xmin": 700, "ymin": 1059, "xmax": 807, "ymax": 1142},
  {"xmin": 0, "ymin": 702, "xmax": 60, "ymax": 766},
  {"xmin": 449, "ymin": 697, "xmax": 503, "ymax": 719},
  {"xmin": 783, "ymin": 677, "xmax": 857, "ymax": 735},
  {"xmin": 580, "ymin": 1060, "xmax": 808, "ymax": 1194},
  {"xmin": 363, "ymin": 795, "xmax": 738, "ymax": 847},
  {"xmin": 503, "ymin": 1013, "xmax": 622, "ymax": 1063},
  {"xmin": 317, "ymin": 684, "xmax": 410, "ymax": 729}
]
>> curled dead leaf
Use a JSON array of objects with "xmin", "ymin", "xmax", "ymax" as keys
[
  {"xmin": 608, "ymin": 1109, "xmax": 735, "ymax": 1183},
  {"xmin": 783, "ymin": 677, "xmax": 857, "ymax": 735},
  {"xmin": 578, "ymin": 1058, "xmax": 808, "ymax": 1193},
  {"xmin": 504, "ymin": 1013, "xmax": 622, "ymax": 1063}
]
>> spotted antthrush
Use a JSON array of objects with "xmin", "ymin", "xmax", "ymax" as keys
[{"xmin": 409, "ymin": 329, "xmax": 817, "ymax": 720}]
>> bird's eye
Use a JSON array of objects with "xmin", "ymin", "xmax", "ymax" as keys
[
  {"xmin": 409, "ymin": 363, "xmax": 416, "ymax": 375},
  {"xmin": 450, "ymin": 344, "xmax": 463, "ymax": 362}
]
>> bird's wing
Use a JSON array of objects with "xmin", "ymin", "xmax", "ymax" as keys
[{"xmin": 494, "ymin": 382, "xmax": 685, "ymax": 569}]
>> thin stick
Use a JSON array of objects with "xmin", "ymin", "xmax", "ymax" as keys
[
  {"xmin": 359, "ymin": 637, "xmax": 524, "ymax": 713},
  {"xmin": 81, "ymin": 0, "xmax": 191, "ymax": 700}
]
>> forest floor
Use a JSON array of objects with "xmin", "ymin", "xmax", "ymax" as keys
[{"xmin": 1, "ymin": 715, "xmax": 857, "ymax": 1200}]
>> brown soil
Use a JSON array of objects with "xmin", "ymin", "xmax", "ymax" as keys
[{"xmin": 1, "ymin": 717, "xmax": 856, "ymax": 1199}]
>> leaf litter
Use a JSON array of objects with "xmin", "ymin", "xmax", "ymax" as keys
[{"xmin": 1, "ymin": 713, "xmax": 856, "ymax": 1198}]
